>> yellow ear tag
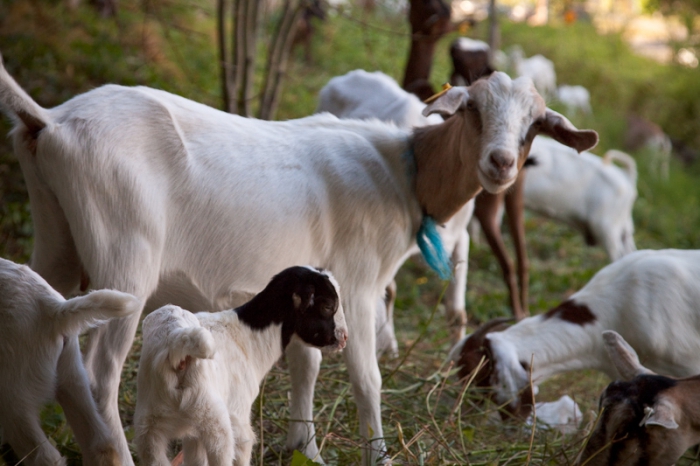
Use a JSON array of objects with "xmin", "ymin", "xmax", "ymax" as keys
[{"xmin": 423, "ymin": 83, "xmax": 453, "ymax": 104}]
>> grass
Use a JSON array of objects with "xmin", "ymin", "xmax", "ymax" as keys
[{"xmin": 1, "ymin": 1, "xmax": 700, "ymax": 464}]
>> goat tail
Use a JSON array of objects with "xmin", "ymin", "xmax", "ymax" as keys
[
  {"xmin": 55, "ymin": 290, "xmax": 142, "ymax": 336},
  {"xmin": 604, "ymin": 149, "xmax": 638, "ymax": 185},
  {"xmin": 167, "ymin": 326, "xmax": 216, "ymax": 370},
  {"xmin": 0, "ymin": 53, "xmax": 50, "ymax": 135}
]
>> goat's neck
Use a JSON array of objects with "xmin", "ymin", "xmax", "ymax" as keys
[
  {"xmin": 412, "ymin": 115, "xmax": 483, "ymax": 224},
  {"xmin": 495, "ymin": 316, "xmax": 607, "ymax": 386},
  {"xmin": 229, "ymin": 310, "xmax": 285, "ymax": 383}
]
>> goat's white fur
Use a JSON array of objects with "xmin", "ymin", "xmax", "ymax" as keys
[
  {"xmin": 135, "ymin": 267, "xmax": 347, "ymax": 465},
  {"xmin": 556, "ymin": 85, "xmax": 592, "ymax": 116},
  {"xmin": 509, "ymin": 47, "xmax": 557, "ymax": 100},
  {"xmin": 451, "ymin": 249, "xmax": 700, "ymax": 406},
  {"xmin": 0, "ymin": 257, "xmax": 140, "ymax": 466},
  {"xmin": 0, "ymin": 55, "xmax": 594, "ymax": 464},
  {"xmin": 317, "ymin": 69, "xmax": 475, "ymax": 347},
  {"xmin": 524, "ymin": 137, "xmax": 637, "ymax": 261}
]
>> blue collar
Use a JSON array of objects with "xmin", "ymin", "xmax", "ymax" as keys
[{"xmin": 403, "ymin": 144, "xmax": 453, "ymax": 280}]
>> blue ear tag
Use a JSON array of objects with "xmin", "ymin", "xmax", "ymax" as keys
[{"xmin": 416, "ymin": 216, "xmax": 452, "ymax": 280}]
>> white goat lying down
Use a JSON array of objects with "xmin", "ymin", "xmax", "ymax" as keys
[
  {"xmin": 450, "ymin": 249, "xmax": 700, "ymax": 418},
  {"xmin": 0, "ymin": 53, "xmax": 596, "ymax": 464},
  {"xmin": 0, "ymin": 257, "xmax": 140, "ymax": 466},
  {"xmin": 317, "ymin": 69, "xmax": 475, "ymax": 347},
  {"xmin": 524, "ymin": 137, "xmax": 638, "ymax": 261},
  {"xmin": 135, "ymin": 266, "xmax": 347, "ymax": 466},
  {"xmin": 577, "ymin": 331, "xmax": 700, "ymax": 466}
]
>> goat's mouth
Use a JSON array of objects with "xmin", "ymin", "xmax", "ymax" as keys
[{"xmin": 478, "ymin": 167, "xmax": 516, "ymax": 194}]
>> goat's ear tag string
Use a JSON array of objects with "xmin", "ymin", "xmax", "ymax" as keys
[{"xmin": 423, "ymin": 83, "xmax": 453, "ymax": 104}]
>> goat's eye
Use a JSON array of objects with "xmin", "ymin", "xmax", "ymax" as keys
[
  {"xmin": 320, "ymin": 304, "xmax": 335, "ymax": 318},
  {"xmin": 466, "ymin": 101, "xmax": 478, "ymax": 112}
]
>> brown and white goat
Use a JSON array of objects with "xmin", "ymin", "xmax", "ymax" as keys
[
  {"xmin": 0, "ymin": 55, "xmax": 596, "ymax": 464},
  {"xmin": 450, "ymin": 36, "xmax": 530, "ymax": 320},
  {"xmin": 578, "ymin": 331, "xmax": 700, "ymax": 466},
  {"xmin": 450, "ymin": 249, "xmax": 700, "ymax": 420}
]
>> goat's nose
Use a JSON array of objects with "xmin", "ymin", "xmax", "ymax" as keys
[
  {"xmin": 489, "ymin": 150, "xmax": 515, "ymax": 172},
  {"xmin": 336, "ymin": 328, "xmax": 348, "ymax": 348}
]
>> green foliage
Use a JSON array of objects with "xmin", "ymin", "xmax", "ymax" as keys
[{"xmin": 0, "ymin": 2, "xmax": 699, "ymax": 464}]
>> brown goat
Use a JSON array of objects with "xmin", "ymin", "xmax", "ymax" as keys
[
  {"xmin": 579, "ymin": 330, "xmax": 700, "ymax": 465},
  {"xmin": 450, "ymin": 39, "xmax": 529, "ymax": 320},
  {"xmin": 403, "ymin": 0, "xmax": 452, "ymax": 101}
]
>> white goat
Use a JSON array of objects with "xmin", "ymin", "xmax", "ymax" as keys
[
  {"xmin": 135, "ymin": 266, "xmax": 347, "ymax": 466},
  {"xmin": 523, "ymin": 138, "xmax": 637, "ymax": 261},
  {"xmin": 317, "ymin": 69, "xmax": 475, "ymax": 345},
  {"xmin": 556, "ymin": 84, "xmax": 592, "ymax": 116},
  {"xmin": 0, "ymin": 257, "xmax": 140, "ymax": 466},
  {"xmin": 577, "ymin": 330, "xmax": 700, "ymax": 465},
  {"xmin": 450, "ymin": 249, "xmax": 700, "ymax": 416},
  {"xmin": 0, "ymin": 53, "xmax": 596, "ymax": 464},
  {"xmin": 509, "ymin": 47, "xmax": 557, "ymax": 100}
]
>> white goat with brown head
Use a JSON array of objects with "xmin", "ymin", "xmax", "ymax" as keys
[
  {"xmin": 0, "ymin": 56, "xmax": 596, "ymax": 464},
  {"xmin": 578, "ymin": 331, "xmax": 700, "ymax": 466},
  {"xmin": 450, "ymin": 249, "xmax": 700, "ymax": 422}
]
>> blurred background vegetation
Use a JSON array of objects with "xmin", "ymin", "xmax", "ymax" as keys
[{"xmin": 0, "ymin": 0, "xmax": 699, "ymax": 463}]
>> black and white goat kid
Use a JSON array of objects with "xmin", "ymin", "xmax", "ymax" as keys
[{"xmin": 134, "ymin": 266, "xmax": 347, "ymax": 466}]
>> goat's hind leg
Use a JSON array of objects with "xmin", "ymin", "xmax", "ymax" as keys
[
  {"xmin": 56, "ymin": 336, "xmax": 120, "ymax": 466},
  {"xmin": 0, "ymin": 402, "xmax": 65, "ymax": 466}
]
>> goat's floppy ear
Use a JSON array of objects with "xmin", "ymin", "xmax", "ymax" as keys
[
  {"xmin": 539, "ymin": 109, "xmax": 599, "ymax": 153},
  {"xmin": 422, "ymin": 88, "xmax": 469, "ymax": 118},
  {"xmin": 603, "ymin": 330, "xmax": 655, "ymax": 380},
  {"xmin": 641, "ymin": 399, "xmax": 680, "ymax": 430},
  {"xmin": 292, "ymin": 286, "xmax": 315, "ymax": 313}
]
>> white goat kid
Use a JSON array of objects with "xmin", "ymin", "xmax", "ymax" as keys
[
  {"xmin": 135, "ymin": 266, "xmax": 347, "ymax": 466},
  {"xmin": 317, "ymin": 69, "xmax": 475, "ymax": 344},
  {"xmin": 0, "ymin": 257, "xmax": 140, "ymax": 466},
  {"xmin": 524, "ymin": 138, "xmax": 637, "ymax": 261},
  {"xmin": 0, "ymin": 54, "xmax": 596, "ymax": 464},
  {"xmin": 450, "ymin": 249, "xmax": 700, "ymax": 416}
]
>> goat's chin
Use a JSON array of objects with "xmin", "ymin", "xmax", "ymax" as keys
[
  {"xmin": 478, "ymin": 169, "xmax": 516, "ymax": 194},
  {"xmin": 321, "ymin": 342, "xmax": 345, "ymax": 354}
]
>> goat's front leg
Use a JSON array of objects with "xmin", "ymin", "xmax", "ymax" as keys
[
  {"xmin": 444, "ymin": 228, "xmax": 469, "ymax": 343},
  {"xmin": 343, "ymin": 295, "xmax": 387, "ymax": 465},
  {"xmin": 285, "ymin": 341, "xmax": 323, "ymax": 461},
  {"xmin": 56, "ymin": 336, "xmax": 119, "ymax": 466}
]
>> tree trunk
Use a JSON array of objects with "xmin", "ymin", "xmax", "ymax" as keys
[{"xmin": 259, "ymin": 0, "xmax": 303, "ymax": 120}]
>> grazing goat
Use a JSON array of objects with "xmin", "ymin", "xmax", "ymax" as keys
[
  {"xmin": 556, "ymin": 85, "xmax": 592, "ymax": 116},
  {"xmin": 135, "ymin": 266, "xmax": 347, "ymax": 466},
  {"xmin": 450, "ymin": 249, "xmax": 700, "ymax": 419},
  {"xmin": 0, "ymin": 53, "xmax": 596, "ymax": 464},
  {"xmin": 578, "ymin": 331, "xmax": 700, "ymax": 466},
  {"xmin": 0, "ymin": 257, "xmax": 140, "ymax": 466},
  {"xmin": 316, "ymin": 69, "xmax": 473, "ymax": 343},
  {"xmin": 625, "ymin": 114, "xmax": 671, "ymax": 180},
  {"xmin": 524, "ymin": 138, "xmax": 637, "ymax": 261}
]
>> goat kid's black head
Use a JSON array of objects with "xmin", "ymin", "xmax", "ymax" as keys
[
  {"xmin": 238, "ymin": 266, "xmax": 348, "ymax": 352},
  {"xmin": 578, "ymin": 375, "xmax": 683, "ymax": 466}
]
